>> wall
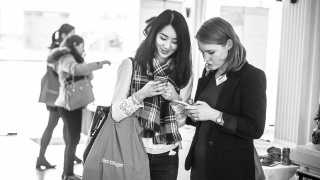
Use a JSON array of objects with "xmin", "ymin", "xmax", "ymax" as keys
[
  {"xmin": 139, "ymin": 0, "xmax": 185, "ymax": 43},
  {"xmin": 274, "ymin": 0, "xmax": 320, "ymax": 146}
]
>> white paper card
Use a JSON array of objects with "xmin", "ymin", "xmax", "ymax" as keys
[{"xmin": 216, "ymin": 74, "xmax": 227, "ymax": 86}]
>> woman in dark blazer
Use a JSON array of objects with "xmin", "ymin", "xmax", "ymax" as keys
[{"xmin": 184, "ymin": 17, "xmax": 267, "ymax": 180}]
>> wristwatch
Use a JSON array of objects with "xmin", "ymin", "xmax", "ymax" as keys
[{"xmin": 216, "ymin": 112, "xmax": 224, "ymax": 125}]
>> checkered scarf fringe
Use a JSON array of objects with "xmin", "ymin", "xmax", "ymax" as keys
[{"xmin": 131, "ymin": 58, "xmax": 182, "ymax": 145}]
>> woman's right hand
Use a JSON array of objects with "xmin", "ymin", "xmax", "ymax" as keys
[
  {"xmin": 134, "ymin": 81, "xmax": 167, "ymax": 102},
  {"xmin": 184, "ymin": 101, "xmax": 218, "ymax": 122},
  {"xmin": 101, "ymin": 60, "xmax": 111, "ymax": 65}
]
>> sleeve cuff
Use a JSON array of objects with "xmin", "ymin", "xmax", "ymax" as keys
[
  {"xmin": 119, "ymin": 95, "xmax": 143, "ymax": 117},
  {"xmin": 220, "ymin": 113, "xmax": 238, "ymax": 134}
]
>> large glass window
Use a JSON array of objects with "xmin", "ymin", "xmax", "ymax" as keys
[
  {"xmin": 205, "ymin": 0, "xmax": 282, "ymax": 128},
  {"xmin": 0, "ymin": 0, "xmax": 140, "ymax": 137},
  {"xmin": 202, "ymin": 0, "xmax": 282, "ymax": 141}
]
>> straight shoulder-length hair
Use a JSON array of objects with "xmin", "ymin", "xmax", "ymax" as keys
[{"xmin": 196, "ymin": 17, "xmax": 247, "ymax": 74}]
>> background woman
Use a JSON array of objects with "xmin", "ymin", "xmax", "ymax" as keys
[
  {"xmin": 47, "ymin": 35, "xmax": 111, "ymax": 180},
  {"xmin": 111, "ymin": 9, "xmax": 193, "ymax": 180},
  {"xmin": 36, "ymin": 23, "xmax": 79, "ymax": 170},
  {"xmin": 184, "ymin": 17, "xmax": 267, "ymax": 180}
]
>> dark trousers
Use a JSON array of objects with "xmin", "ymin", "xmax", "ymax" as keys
[
  {"xmin": 57, "ymin": 107, "xmax": 82, "ymax": 176},
  {"xmin": 148, "ymin": 146, "xmax": 179, "ymax": 180}
]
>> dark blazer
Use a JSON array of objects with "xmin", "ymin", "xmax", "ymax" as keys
[{"xmin": 185, "ymin": 62, "xmax": 267, "ymax": 180}]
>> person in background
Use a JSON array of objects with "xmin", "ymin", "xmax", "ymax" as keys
[
  {"xmin": 184, "ymin": 17, "xmax": 267, "ymax": 180},
  {"xmin": 111, "ymin": 9, "xmax": 193, "ymax": 180},
  {"xmin": 47, "ymin": 35, "xmax": 111, "ymax": 180},
  {"xmin": 36, "ymin": 23, "xmax": 82, "ymax": 170}
]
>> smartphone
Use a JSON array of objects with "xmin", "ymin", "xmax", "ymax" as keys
[
  {"xmin": 154, "ymin": 76, "xmax": 168, "ymax": 83},
  {"xmin": 172, "ymin": 100, "xmax": 190, "ymax": 107}
]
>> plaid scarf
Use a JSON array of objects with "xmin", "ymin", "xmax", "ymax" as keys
[{"xmin": 131, "ymin": 58, "xmax": 182, "ymax": 145}]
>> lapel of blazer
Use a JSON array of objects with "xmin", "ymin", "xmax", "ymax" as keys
[
  {"xmin": 215, "ymin": 64, "xmax": 246, "ymax": 110},
  {"xmin": 194, "ymin": 63, "xmax": 247, "ymax": 109},
  {"xmin": 194, "ymin": 71, "xmax": 214, "ymax": 101}
]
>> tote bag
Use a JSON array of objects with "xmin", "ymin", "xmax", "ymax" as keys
[
  {"xmin": 65, "ymin": 78, "xmax": 94, "ymax": 111},
  {"xmin": 39, "ymin": 67, "xmax": 59, "ymax": 106},
  {"xmin": 82, "ymin": 108, "xmax": 150, "ymax": 180}
]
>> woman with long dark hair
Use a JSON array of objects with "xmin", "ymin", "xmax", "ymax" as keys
[
  {"xmin": 111, "ymin": 9, "xmax": 193, "ymax": 180},
  {"xmin": 47, "ymin": 35, "xmax": 110, "ymax": 180}
]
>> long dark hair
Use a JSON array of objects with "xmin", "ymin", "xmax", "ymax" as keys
[
  {"xmin": 135, "ymin": 9, "xmax": 192, "ymax": 88},
  {"xmin": 49, "ymin": 24, "xmax": 75, "ymax": 50},
  {"xmin": 196, "ymin": 17, "xmax": 247, "ymax": 74},
  {"xmin": 61, "ymin": 35, "xmax": 84, "ymax": 63}
]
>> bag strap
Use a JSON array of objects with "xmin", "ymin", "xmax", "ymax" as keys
[
  {"xmin": 129, "ymin": 57, "xmax": 134, "ymax": 81},
  {"xmin": 47, "ymin": 65, "xmax": 58, "ymax": 76},
  {"xmin": 67, "ymin": 65, "xmax": 87, "ymax": 86},
  {"xmin": 129, "ymin": 57, "xmax": 134, "ymax": 96}
]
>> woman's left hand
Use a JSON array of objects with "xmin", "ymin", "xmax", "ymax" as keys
[
  {"xmin": 184, "ymin": 101, "xmax": 219, "ymax": 121},
  {"xmin": 161, "ymin": 82, "xmax": 180, "ymax": 101}
]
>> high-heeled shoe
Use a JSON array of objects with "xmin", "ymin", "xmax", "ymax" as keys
[
  {"xmin": 74, "ymin": 155, "xmax": 82, "ymax": 164},
  {"xmin": 36, "ymin": 157, "xmax": 56, "ymax": 170},
  {"xmin": 62, "ymin": 174, "xmax": 82, "ymax": 180}
]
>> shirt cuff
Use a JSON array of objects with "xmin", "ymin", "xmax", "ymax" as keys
[{"xmin": 119, "ymin": 95, "xmax": 144, "ymax": 117}]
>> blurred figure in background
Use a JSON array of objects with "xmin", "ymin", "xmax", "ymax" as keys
[
  {"xmin": 49, "ymin": 24, "xmax": 75, "ymax": 49},
  {"xmin": 36, "ymin": 23, "xmax": 82, "ymax": 170},
  {"xmin": 48, "ymin": 35, "xmax": 110, "ymax": 180}
]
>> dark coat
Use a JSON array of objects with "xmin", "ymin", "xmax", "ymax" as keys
[{"xmin": 185, "ymin": 62, "xmax": 267, "ymax": 180}]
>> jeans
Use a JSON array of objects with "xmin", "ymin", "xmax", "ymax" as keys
[
  {"xmin": 148, "ymin": 146, "xmax": 179, "ymax": 180},
  {"xmin": 57, "ymin": 107, "xmax": 82, "ymax": 176}
]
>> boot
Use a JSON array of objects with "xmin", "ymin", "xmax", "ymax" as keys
[
  {"xmin": 74, "ymin": 155, "xmax": 82, "ymax": 164},
  {"xmin": 36, "ymin": 157, "xmax": 56, "ymax": 169}
]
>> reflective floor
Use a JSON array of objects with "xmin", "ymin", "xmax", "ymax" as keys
[
  {"xmin": 0, "ymin": 125, "xmax": 276, "ymax": 180},
  {"xmin": 0, "ymin": 128, "xmax": 195, "ymax": 180},
  {"xmin": 0, "ymin": 135, "xmax": 84, "ymax": 180}
]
